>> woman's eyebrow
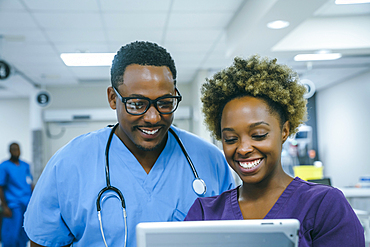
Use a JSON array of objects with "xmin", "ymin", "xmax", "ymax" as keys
[
  {"xmin": 221, "ymin": 121, "xmax": 270, "ymax": 133},
  {"xmin": 250, "ymin": 121, "xmax": 270, "ymax": 128},
  {"xmin": 221, "ymin": 127, "xmax": 234, "ymax": 133}
]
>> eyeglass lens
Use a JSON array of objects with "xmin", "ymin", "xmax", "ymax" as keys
[{"xmin": 126, "ymin": 97, "xmax": 179, "ymax": 114}]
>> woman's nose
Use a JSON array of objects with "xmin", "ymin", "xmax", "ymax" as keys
[{"xmin": 236, "ymin": 139, "xmax": 253, "ymax": 156}]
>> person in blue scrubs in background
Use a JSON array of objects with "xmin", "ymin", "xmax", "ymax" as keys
[
  {"xmin": 0, "ymin": 142, "xmax": 33, "ymax": 247},
  {"xmin": 24, "ymin": 41, "xmax": 235, "ymax": 247}
]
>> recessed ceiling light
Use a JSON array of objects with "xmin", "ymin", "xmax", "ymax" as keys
[
  {"xmin": 335, "ymin": 0, "xmax": 370, "ymax": 4},
  {"xmin": 60, "ymin": 53, "xmax": 115, "ymax": 66},
  {"xmin": 267, "ymin": 20, "xmax": 290, "ymax": 29},
  {"xmin": 294, "ymin": 53, "xmax": 342, "ymax": 61}
]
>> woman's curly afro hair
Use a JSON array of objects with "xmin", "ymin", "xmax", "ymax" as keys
[{"xmin": 201, "ymin": 55, "xmax": 307, "ymax": 140}]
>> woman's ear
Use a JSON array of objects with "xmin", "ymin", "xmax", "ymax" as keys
[
  {"xmin": 282, "ymin": 121, "xmax": 290, "ymax": 144},
  {"xmin": 107, "ymin": 87, "xmax": 117, "ymax": 110}
]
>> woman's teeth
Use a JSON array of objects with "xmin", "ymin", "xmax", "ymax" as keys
[
  {"xmin": 239, "ymin": 159, "xmax": 261, "ymax": 169},
  {"xmin": 141, "ymin": 129, "xmax": 159, "ymax": 135}
]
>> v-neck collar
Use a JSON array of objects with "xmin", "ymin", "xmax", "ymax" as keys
[
  {"xmin": 264, "ymin": 177, "xmax": 300, "ymax": 219},
  {"xmin": 110, "ymin": 129, "xmax": 176, "ymax": 194},
  {"xmin": 231, "ymin": 177, "xmax": 300, "ymax": 219}
]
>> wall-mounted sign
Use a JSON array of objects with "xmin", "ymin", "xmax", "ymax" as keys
[
  {"xmin": 300, "ymin": 79, "xmax": 316, "ymax": 99},
  {"xmin": 36, "ymin": 91, "xmax": 51, "ymax": 107},
  {"xmin": 0, "ymin": 60, "xmax": 11, "ymax": 80}
]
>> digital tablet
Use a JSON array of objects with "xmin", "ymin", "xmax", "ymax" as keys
[{"xmin": 136, "ymin": 219, "xmax": 300, "ymax": 247}]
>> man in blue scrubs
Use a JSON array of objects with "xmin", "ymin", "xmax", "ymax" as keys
[
  {"xmin": 0, "ymin": 143, "xmax": 33, "ymax": 247},
  {"xmin": 24, "ymin": 41, "xmax": 235, "ymax": 247}
]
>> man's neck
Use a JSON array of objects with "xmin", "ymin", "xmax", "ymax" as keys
[
  {"xmin": 10, "ymin": 157, "xmax": 20, "ymax": 165},
  {"xmin": 131, "ymin": 140, "xmax": 167, "ymax": 174}
]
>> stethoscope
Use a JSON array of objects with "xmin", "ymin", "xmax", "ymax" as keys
[{"xmin": 96, "ymin": 123, "xmax": 206, "ymax": 247}]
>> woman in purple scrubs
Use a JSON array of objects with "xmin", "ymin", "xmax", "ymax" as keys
[{"xmin": 185, "ymin": 55, "xmax": 365, "ymax": 246}]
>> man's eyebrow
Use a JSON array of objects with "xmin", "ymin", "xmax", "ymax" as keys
[
  {"xmin": 127, "ymin": 94, "xmax": 146, "ymax": 98},
  {"xmin": 128, "ymin": 93, "xmax": 174, "ymax": 98}
]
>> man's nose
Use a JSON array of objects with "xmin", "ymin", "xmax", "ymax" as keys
[{"xmin": 143, "ymin": 104, "xmax": 161, "ymax": 124}]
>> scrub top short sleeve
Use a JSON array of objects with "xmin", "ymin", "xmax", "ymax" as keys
[{"xmin": 24, "ymin": 153, "xmax": 74, "ymax": 246}]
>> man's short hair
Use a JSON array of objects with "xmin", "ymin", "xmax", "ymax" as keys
[
  {"xmin": 9, "ymin": 142, "xmax": 19, "ymax": 151},
  {"xmin": 110, "ymin": 41, "xmax": 177, "ymax": 88}
]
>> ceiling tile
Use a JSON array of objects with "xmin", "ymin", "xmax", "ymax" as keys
[
  {"xmin": 1, "ymin": 0, "xmax": 368, "ymax": 98},
  {"xmin": 68, "ymin": 66, "xmax": 111, "ymax": 79},
  {"xmin": 0, "ymin": 28, "xmax": 49, "ymax": 43},
  {"xmin": 170, "ymin": 51, "xmax": 206, "ymax": 63},
  {"xmin": 168, "ymin": 12, "xmax": 235, "ymax": 28},
  {"xmin": 165, "ymin": 29, "xmax": 223, "ymax": 42},
  {"xmin": 23, "ymin": 0, "xmax": 99, "ymax": 11},
  {"xmin": 13, "ymin": 61, "xmax": 66, "ymax": 78},
  {"xmin": 201, "ymin": 51, "xmax": 233, "ymax": 70},
  {"xmin": 1, "ymin": 44, "xmax": 56, "ymax": 63},
  {"xmin": 273, "ymin": 16, "xmax": 370, "ymax": 51},
  {"xmin": 45, "ymin": 29, "xmax": 107, "ymax": 43},
  {"xmin": 54, "ymin": 43, "xmax": 110, "ymax": 53},
  {"xmin": 172, "ymin": 0, "xmax": 245, "ymax": 11},
  {"xmin": 0, "ymin": 12, "xmax": 38, "ymax": 28},
  {"xmin": 103, "ymin": 13, "xmax": 167, "ymax": 29},
  {"xmin": 99, "ymin": 0, "xmax": 171, "ymax": 11},
  {"xmin": 107, "ymin": 29, "xmax": 163, "ymax": 44},
  {"xmin": 164, "ymin": 42, "xmax": 213, "ymax": 53},
  {"xmin": 0, "ymin": 0, "xmax": 24, "ymax": 11},
  {"xmin": 33, "ymin": 12, "xmax": 103, "ymax": 29}
]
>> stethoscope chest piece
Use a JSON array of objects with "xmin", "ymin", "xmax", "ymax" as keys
[{"xmin": 192, "ymin": 178, "xmax": 206, "ymax": 196}]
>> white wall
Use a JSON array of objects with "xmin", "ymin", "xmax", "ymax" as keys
[
  {"xmin": 46, "ymin": 84, "xmax": 111, "ymax": 109},
  {"xmin": 191, "ymin": 69, "xmax": 213, "ymax": 142},
  {"xmin": 0, "ymin": 82, "xmax": 195, "ymax": 174},
  {"xmin": 316, "ymin": 70, "xmax": 370, "ymax": 187},
  {"xmin": 0, "ymin": 98, "xmax": 31, "ymax": 164}
]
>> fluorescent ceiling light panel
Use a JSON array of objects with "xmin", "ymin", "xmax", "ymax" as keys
[
  {"xmin": 294, "ymin": 53, "xmax": 342, "ymax": 61},
  {"xmin": 60, "ymin": 53, "xmax": 115, "ymax": 66},
  {"xmin": 267, "ymin": 20, "xmax": 290, "ymax": 29},
  {"xmin": 335, "ymin": 0, "xmax": 370, "ymax": 4}
]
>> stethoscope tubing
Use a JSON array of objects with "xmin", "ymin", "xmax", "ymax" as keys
[
  {"xmin": 168, "ymin": 128, "xmax": 200, "ymax": 180},
  {"xmin": 96, "ymin": 123, "xmax": 125, "ymax": 212},
  {"xmin": 96, "ymin": 123, "xmax": 206, "ymax": 247}
]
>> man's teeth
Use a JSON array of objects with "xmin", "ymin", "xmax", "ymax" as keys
[
  {"xmin": 141, "ymin": 129, "xmax": 159, "ymax": 135},
  {"xmin": 239, "ymin": 159, "xmax": 261, "ymax": 169}
]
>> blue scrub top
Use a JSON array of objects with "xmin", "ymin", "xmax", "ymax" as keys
[
  {"xmin": 0, "ymin": 159, "xmax": 33, "ymax": 208},
  {"xmin": 24, "ymin": 126, "xmax": 235, "ymax": 247}
]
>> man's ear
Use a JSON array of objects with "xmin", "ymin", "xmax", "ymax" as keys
[
  {"xmin": 107, "ymin": 86, "xmax": 117, "ymax": 110},
  {"xmin": 282, "ymin": 121, "xmax": 290, "ymax": 144}
]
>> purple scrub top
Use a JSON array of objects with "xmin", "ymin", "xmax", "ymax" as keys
[{"xmin": 185, "ymin": 177, "xmax": 365, "ymax": 247}]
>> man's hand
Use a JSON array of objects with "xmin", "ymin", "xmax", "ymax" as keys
[
  {"xmin": 2, "ymin": 205, "xmax": 12, "ymax": 217},
  {"xmin": 31, "ymin": 241, "xmax": 71, "ymax": 247}
]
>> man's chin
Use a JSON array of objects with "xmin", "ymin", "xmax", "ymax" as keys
[
  {"xmin": 10, "ymin": 156, "xmax": 19, "ymax": 161},
  {"xmin": 135, "ymin": 143, "xmax": 162, "ymax": 152}
]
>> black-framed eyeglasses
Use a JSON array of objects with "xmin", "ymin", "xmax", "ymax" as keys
[{"xmin": 113, "ymin": 87, "xmax": 182, "ymax": 115}]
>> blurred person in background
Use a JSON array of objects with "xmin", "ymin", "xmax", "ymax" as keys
[{"xmin": 0, "ymin": 142, "xmax": 33, "ymax": 247}]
